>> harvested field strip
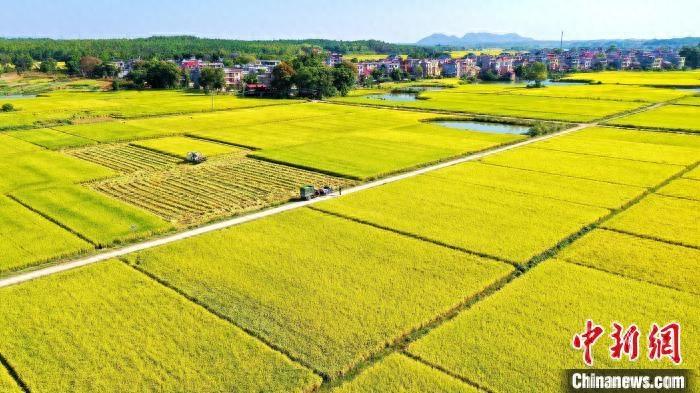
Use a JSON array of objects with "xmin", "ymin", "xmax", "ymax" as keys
[
  {"xmin": 0, "ymin": 260, "xmax": 321, "ymax": 392},
  {"xmin": 558, "ymin": 228, "xmax": 700, "ymax": 294},
  {"xmin": 480, "ymin": 147, "xmax": 683, "ymax": 188},
  {"xmin": 125, "ymin": 208, "xmax": 513, "ymax": 377},
  {"xmin": 331, "ymin": 353, "xmax": 477, "ymax": 393},
  {"xmin": 407, "ymin": 260, "xmax": 700, "ymax": 393},
  {"xmin": 0, "ymin": 195, "xmax": 91, "ymax": 274},
  {"xmin": 67, "ymin": 143, "xmax": 182, "ymax": 174},
  {"xmin": 92, "ymin": 157, "xmax": 351, "ymax": 226},
  {"xmin": 603, "ymin": 194, "xmax": 700, "ymax": 249}
]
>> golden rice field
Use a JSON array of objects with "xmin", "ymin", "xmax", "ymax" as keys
[
  {"xmin": 562, "ymin": 69, "xmax": 700, "ymax": 87},
  {"xmin": 0, "ymin": 79, "xmax": 698, "ymax": 392}
]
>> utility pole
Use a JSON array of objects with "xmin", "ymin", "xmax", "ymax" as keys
[{"xmin": 560, "ymin": 31, "xmax": 564, "ymax": 52}]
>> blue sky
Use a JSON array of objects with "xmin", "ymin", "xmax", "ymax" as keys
[{"xmin": 2, "ymin": 0, "xmax": 698, "ymax": 42}]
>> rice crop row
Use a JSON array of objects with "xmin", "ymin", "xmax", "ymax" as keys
[
  {"xmin": 92, "ymin": 158, "xmax": 351, "ymax": 226},
  {"xmin": 67, "ymin": 143, "xmax": 181, "ymax": 174}
]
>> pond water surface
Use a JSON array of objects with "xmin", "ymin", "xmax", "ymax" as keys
[{"xmin": 434, "ymin": 120, "xmax": 531, "ymax": 135}]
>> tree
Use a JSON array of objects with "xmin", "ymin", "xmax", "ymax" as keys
[
  {"xmin": 145, "ymin": 61, "xmax": 181, "ymax": 88},
  {"xmin": 523, "ymin": 61, "xmax": 548, "ymax": 87},
  {"xmin": 291, "ymin": 47, "xmax": 337, "ymax": 98},
  {"xmin": 65, "ymin": 58, "xmax": 81, "ymax": 76},
  {"xmin": 12, "ymin": 53, "xmax": 34, "ymax": 74},
  {"xmin": 94, "ymin": 62, "xmax": 118, "ymax": 78},
  {"xmin": 679, "ymin": 44, "xmax": 700, "ymax": 69},
  {"xmin": 199, "ymin": 67, "xmax": 225, "ymax": 91},
  {"xmin": 79, "ymin": 56, "xmax": 102, "ymax": 77},
  {"xmin": 412, "ymin": 65, "xmax": 423, "ymax": 79},
  {"xmin": 370, "ymin": 67, "xmax": 383, "ymax": 82},
  {"xmin": 271, "ymin": 61, "xmax": 296, "ymax": 97},
  {"xmin": 243, "ymin": 72, "xmax": 258, "ymax": 84},
  {"xmin": 180, "ymin": 71, "xmax": 191, "ymax": 88},
  {"xmin": 1, "ymin": 103, "xmax": 14, "ymax": 112},
  {"xmin": 389, "ymin": 67, "xmax": 402, "ymax": 81},
  {"xmin": 332, "ymin": 61, "xmax": 357, "ymax": 96},
  {"xmin": 39, "ymin": 57, "xmax": 57, "ymax": 73}
]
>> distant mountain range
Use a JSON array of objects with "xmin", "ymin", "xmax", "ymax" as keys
[{"xmin": 416, "ymin": 33, "xmax": 700, "ymax": 49}]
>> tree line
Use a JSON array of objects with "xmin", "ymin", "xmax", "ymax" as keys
[{"xmin": 0, "ymin": 36, "xmax": 436, "ymax": 63}]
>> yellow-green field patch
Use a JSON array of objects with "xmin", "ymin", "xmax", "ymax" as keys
[
  {"xmin": 132, "ymin": 136, "xmax": 245, "ymax": 159},
  {"xmin": 2, "ymin": 133, "xmax": 42, "ymax": 154},
  {"xmin": 481, "ymin": 147, "xmax": 682, "ymax": 188},
  {"xmin": 56, "ymin": 121, "xmax": 178, "ymax": 142},
  {"xmin": 126, "ymin": 208, "xmax": 513, "ymax": 377},
  {"xmin": 684, "ymin": 166, "xmax": 700, "ymax": 180},
  {"xmin": 7, "ymin": 128, "xmax": 96, "ymax": 149},
  {"xmin": 0, "ymin": 367, "xmax": 20, "ymax": 393},
  {"xmin": 603, "ymin": 194, "xmax": 700, "ymax": 248},
  {"xmin": 558, "ymin": 229, "xmax": 700, "ymax": 294},
  {"xmin": 316, "ymin": 174, "xmax": 609, "ymax": 263},
  {"xmin": 609, "ymin": 105, "xmax": 700, "ymax": 132},
  {"xmin": 0, "ymin": 195, "xmax": 91, "ymax": 274},
  {"xmin": 531, "ymin": 126, "xmax": 700, "ymax": 165},
  {"xmin": 0, "ymin": 260, "xmax": 321, "ymax": 392},
  {"xmin": 408, "ymin": 260, "xmax": 700, "ymax": 393},
  {"xmin": 11, "ymin": 185, "xmax": 173, "ymax": 247},
  {"xmin": 657, "ymin": 178, "xmax": 700, "ymax": 201},
  {"xmin": 430, "ymin": 162, "xmax": 644, "ymax": 209},
  {"xmin": 562, "ymin": 70, "xmax": 700, "ymax": 87},
  {"xmin": 332, "ymin": 354, "xmax": 477, "ymax": 393},
  {"xmin": 0, "ymin": 151, "xmax": 115, "ymax": 193}
]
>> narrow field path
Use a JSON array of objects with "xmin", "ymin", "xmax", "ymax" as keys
[{"xmin": 0, "ymin": 122, "xmax": 592, "ymax": 289}]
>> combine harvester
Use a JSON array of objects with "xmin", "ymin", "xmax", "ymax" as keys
[{"xmin": 299, "ymin": 185, "xmax": 334, "ymax": 201}]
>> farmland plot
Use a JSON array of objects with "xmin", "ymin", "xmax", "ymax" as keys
[
  {"xmin": 0, "ymin": 151, "xmax": 115, "ymax": 193},
  {"xmin": 504, "ymin": 84, "xmax": 693, "ymax": 102},
  {"xmin": 332, "ymin": 354, "xmax": 477, "ymax": 393},
  {"xmin": 11, "ymin": 185, "xmax": 173, "ymax": 247},
  {"xmin": 0, "ymin": 368, "xmax": 20, "ymax": 393},
  {"xmin": 428, "ymin": 162, "xmax": 644, "ymax": 210},
  {"xmin": 530, "ymin": 126, "xmax": 700, "ymax": 166},
  {"xmin": 131, "ymin": 136, "xmax": 246, "ymax": 159},
  {"xmin": 0, "ymin": 90, "xmax": 296, "ymax": 130},
  {"xmin": 333, "ymin": 86, "xmax": 644, "ymax": 122},
  {"xmin": 56, "ymin": 121, "xmax": 180, "ymax": 142},
  {"xmin": 657, "ymin": 178, "xmax": 700, "ymax": 201},
  {"xmin": 408, "ymin": 260, "xmax": 700, "ymax": 393},
  {"xmin": 315, "ymin": 174, "xmax": 609, "ymax": 263},
  {"xmin": 558, "ymin": 229, "xmax": 700, "ymax": 294},
  {"xmin": 67, "ymin": 143, "xmax": 181, "ymax": 174},
  {"xmin": 608, "ymin": 104, "xmax": 700, "ymax": 132},
  {"xmin": 0, "ymin": 261, "xmax": 321, "ymax": 392},
  {"xmin": 126, "ymin": 208, "xmax": 513, "ymax": 377},
  {"xmin": 685, "ymin": 166, "xmax": 700, "ymax": 180},
  {"xmin": 1, "ymin": 133, "xmax": 41, "ymax": 154},
  {"xmin": 93, "ymin": 157, "xmax": 350, "ymax": 226},
  {"xmin": 603, "ymin": 194, "xmax": 700, "ymax": 248},
  {"xmin": 676, "ymin": 96, "xmax": 700, "ymax": 106},
  {"xmin": 0, "ymin": 195, "xmax": 90, "ymax": 274},
  {"xmin": 7, "ymin": 128, "xmax": 96, "ymax": 149},
  {"xmin": 562, "ymin": 70, "xmax": 700, "ymax": 86},
  {"xmin": 481, "ymin": 147, "xmax": 683, "ymax": 188}
]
